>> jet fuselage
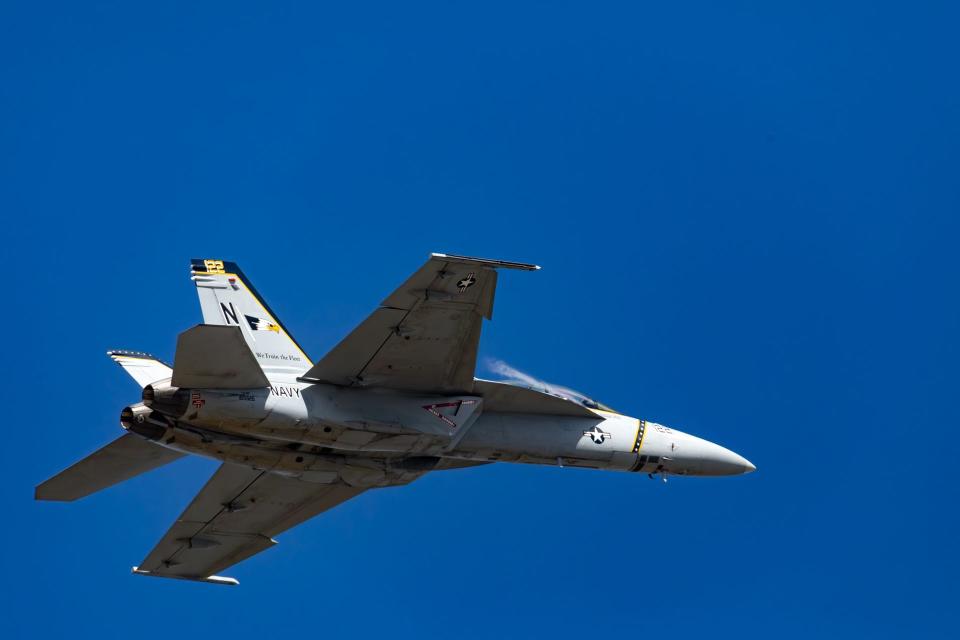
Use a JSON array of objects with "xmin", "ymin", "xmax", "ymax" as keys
[{"xmin": 132, "ymin": 376, "xmax": 754, "ymax": 484}]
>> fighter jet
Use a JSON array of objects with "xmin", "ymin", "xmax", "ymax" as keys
[{"xmin": 36, "ymin": 254, "xmax": 755, "ymax": 585}]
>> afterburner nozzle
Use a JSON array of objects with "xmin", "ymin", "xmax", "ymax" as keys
[
  {"xmin": 120, "ymin": 404, "xmax": 168, "ymax": 440},
  {"xmin": 142, "ymin": 381, "xmax": 190, "ymax": 418}
]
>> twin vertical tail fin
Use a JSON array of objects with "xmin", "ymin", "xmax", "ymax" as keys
[
  {"xmin": 189, "ymin": 260, "xmax": 312, "ymax": 376},
  {"xmin": 36, "ymin": 261, "xmax": 309, "ymax": 503}
]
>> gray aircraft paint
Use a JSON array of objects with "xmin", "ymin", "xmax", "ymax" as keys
[{"xmin": 37, "ymin": 254, "xmax": 754, "ymax": 585}]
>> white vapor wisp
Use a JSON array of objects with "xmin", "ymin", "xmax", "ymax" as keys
[
  {"xmin": 484, "ymin": 358, "xmax": 551, "ymax": 390},
  {"xmin": 483, "ymin": 358, "xmax": 599, "ymax": 406}
]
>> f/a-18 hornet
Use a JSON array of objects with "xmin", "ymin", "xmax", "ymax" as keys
[{"xmin": 37, "ymin": 254, "xmax": 755, "ymax": 585}]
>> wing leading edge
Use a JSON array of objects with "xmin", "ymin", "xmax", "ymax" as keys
[{"xmin": 301, "ymin": 253, "xmax": 539, "ymax": 394}]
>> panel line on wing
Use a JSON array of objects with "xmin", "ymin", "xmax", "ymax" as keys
[{"xmin": 351, "ymin": 305, "xmax": 417, "ymax": 385}]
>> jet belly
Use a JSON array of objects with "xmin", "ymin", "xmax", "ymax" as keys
[
  {"xmin": 124, "ymin": 418, "xmax": 426, "ymax": 488},
  {"xmin": 453, "ymin": 411, "xmax": 641, "ymax": 470}
]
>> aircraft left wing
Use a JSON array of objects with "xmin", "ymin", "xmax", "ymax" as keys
[
  {"xmin": 301, "ymin": 253, "xmax": 539, "ymax": 394},
  {"xmin": 133, "ymin": 463, "xmax": 367, "ymax": 585}
]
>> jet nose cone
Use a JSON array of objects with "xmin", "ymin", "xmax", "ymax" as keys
[
  {"xmin": 701, "ymin": 444, "xmax": 756, "ymax": 476},
  {"xmin": 710, "ymin": 447, "xmax": 756, "ymax": 475},
  {"xmin": 732, "ymin": 453, "xmax": 756, "ymax": 475},
  {"xmin": 665, "ymin": 430, "xmax": 756, "ymax": 476}
]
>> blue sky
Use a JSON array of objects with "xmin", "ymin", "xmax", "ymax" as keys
[{"xmin": 2, "ymin": 2, "xmax": 958, "ymax": 638}]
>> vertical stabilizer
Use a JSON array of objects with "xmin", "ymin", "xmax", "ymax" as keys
[{"xmin": 189, "ymin": 259, "xmax": 311, "ymax": 376}]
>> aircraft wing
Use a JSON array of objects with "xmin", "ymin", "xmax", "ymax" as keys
[
  {"xmin": 133, "ymin": 463, "xmax": 367, "ymax": 585},
  {"xmin": 301, "ymin": 253, "xmax": 539, "ymax": 394}
]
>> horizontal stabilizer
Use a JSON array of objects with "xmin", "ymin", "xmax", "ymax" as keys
[
  {"xmin": 108, "ymin": 351, "xmax": 172, "ymax": 388},
  {"xmin": 172, "ymin": 325, "xmax": 270, "ymax": 389},
  {"xmin": 35, "ymin": 434, "xmax": 184, "ymax": 502}
]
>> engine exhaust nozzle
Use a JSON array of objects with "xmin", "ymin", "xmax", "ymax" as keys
[
  {"xmin": 142, "ymin": 381, "xmax": 190, "ymax": 417},
  {"xmin": 120, "ymin": 404, "xmax": 168, "ymax": 440}
]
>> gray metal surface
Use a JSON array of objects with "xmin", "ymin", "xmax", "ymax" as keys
[
  {"xmin": 172, "ymin": 325, "xmax": 270, "ymax": 389},
  {"xmin": 473, "ymin": 380, "xmax": 601, "ymax": 418},
  {"xmin": 136, "ymin": 463, "xmax": 366, "ymax": 582},
  {"xmin": 302, "ymin": 254, "xmax": 507, "ymax": 393},
  {"xmin": 35, "ymin": 434, "xmax": 184, "ymax": 502}
]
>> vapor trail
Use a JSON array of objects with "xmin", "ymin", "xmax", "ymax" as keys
[{"xmin": 483, "ymin": 358, "xmax": 588, "ymax": 402}]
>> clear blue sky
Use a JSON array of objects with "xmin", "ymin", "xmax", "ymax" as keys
[{"xmin": 2, "ymin": 2, "xmax": 957, "ymax": 638}]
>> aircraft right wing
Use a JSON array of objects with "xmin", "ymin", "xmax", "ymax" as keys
[{"xmin": 133, "ymin": 463, "xmax": 370, "ymax": 584}]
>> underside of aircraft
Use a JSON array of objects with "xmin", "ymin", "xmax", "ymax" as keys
[{"xmin": 37, "ymin": 254, "xmax": 754, "ymax": 585}]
